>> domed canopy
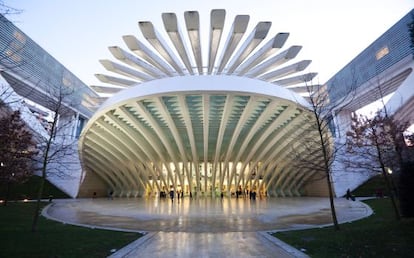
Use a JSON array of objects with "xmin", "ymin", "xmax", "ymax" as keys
[{"xmin": 78, "ymin": 10, "xmax": 330, "ymax": 198}]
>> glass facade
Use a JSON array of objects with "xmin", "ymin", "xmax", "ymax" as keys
[
  {"xmin": 0, "ymin": 15, "xmax": 100, "ymax": 120},
  {"xmin": 326, "ymin": 10, "xmax": 414, "ymax": 104}
]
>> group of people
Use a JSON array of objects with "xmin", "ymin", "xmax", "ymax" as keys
[
  {"xmin": 160, "ymin": 189, "xmax": 261, "ymax": 202},
  {"xmin": 168, "ymin": 190, "xmax": 185, "ymax": 203},
  {"xmin": 234, "ymin": 189, "xmax": 259, "ymax": 200}
]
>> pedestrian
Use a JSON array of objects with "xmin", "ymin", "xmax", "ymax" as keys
[
  {"xmin": 170, "ymin": 190, "xmax": 174, "ymax": 203},
  {"xmin": 346, "ymin": 188, "xmax": 355, "ymax": 201}
]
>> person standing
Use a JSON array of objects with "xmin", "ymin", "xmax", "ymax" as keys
[{"xmin": 170, "ymin": 190, "xmax": 174, "ymax": 203}]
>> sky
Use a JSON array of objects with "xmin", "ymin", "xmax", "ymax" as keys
[{"xmin": 5, "ymin": 0, "xmax": 414, "ymax": 88}]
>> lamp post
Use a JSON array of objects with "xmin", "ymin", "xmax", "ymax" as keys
[
  {"xmin": 0, "ymin": 162, "xmax": 3, "ymax": 204},
  {"xmin": 1, "ymin": 162, "xmax": 11, "ymax": 206}
]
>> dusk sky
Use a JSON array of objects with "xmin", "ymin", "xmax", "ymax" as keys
[{"xmin": 6, "ymin": 0, "xmax": 414, "ymax": 87}]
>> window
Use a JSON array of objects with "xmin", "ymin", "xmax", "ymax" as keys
[{"xmin": 376, "ymin": 46, "xmax": 389, "ymax": 60}]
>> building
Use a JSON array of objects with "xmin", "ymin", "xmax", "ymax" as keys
[
  {"xmin": 1, "ymin": 9, "xmax": 413, "ymax": 198},
  {"xmin": 77, "ymin": 10, "xmax": 333, "ymax": 198},
  {"xmin": 0, "ymin": 14, "xmax": 101, "ymax": 197},
  {"xmin": 327, "ymin": 9, "xmax": 414, "ymax": 195}
]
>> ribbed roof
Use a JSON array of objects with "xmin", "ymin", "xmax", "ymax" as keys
[
  {"xmin": 78, "ymin": 10, "xmax": 330, "ymax": 198},
  {"xmin": 92, "ymin": 9, "xmax": 316, "ymax": 98}
]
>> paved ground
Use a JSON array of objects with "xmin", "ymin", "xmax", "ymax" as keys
[{"xmin": 43, "ymin": 197, "xmax": 372, "ymax": 257}]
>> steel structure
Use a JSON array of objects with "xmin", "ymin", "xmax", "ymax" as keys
[{"xmin": 78, "ymin": 10, "xmax": 330, "ymax": 198}]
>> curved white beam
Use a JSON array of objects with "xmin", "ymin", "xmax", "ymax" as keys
[
  {"xmin": 123, "ymin": 35, "xmax": 175, "ymax": 76},
  {"xmin": 259, "ymin": 60, "xmax": 311, "ymax": 81},
  {"xmin": 91, "ymin": 85, "xmax": 125, "ymax": 94},
  {"xmin": 207, "ymin": 9, "xmax": 226, "ymax": 74},
  {"xmin": 162, "ymin": 12, "xmax": 194, "ymax": 75},
  {"xmin": 99, "ymin": 59, "xmax": 154, "ymax": 81},
  {"xmin": 246, "ymin": 45, "xmax": 303, "ymax": 77},
  {"xmin": 235, "ymin": 33, "xmax": 289, "ymax": 76},
  {"xmin": 108, "ymin": 46, "xmax": 163, "ymax": 78},
  {"xmin": 95, "ymin": 74, "xmax": 137, "ymax": 86},
  {"xmin": 184, "ymin": 11, "xmax": 203, "ymax": 75},
  {"xmin": 273, "ymin": 72, "xmax": 318, "ymax": 86},
  {"xmin": 139, "ymin": 21, "xmax": 184, "ymax": 75},
  {"xmin": 225, "ymin": 21, "xmax": 272, "ymax": 74},
  {"xmin": 216, "ymin": 15, "xmax": 249, "ymax": 74}
]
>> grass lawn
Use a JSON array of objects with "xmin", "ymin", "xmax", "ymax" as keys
[
  {"xmin": 274, "ymin": 198, "xmax": 414, "ymax": 258},
  {"xmin": 1, "ymin": 175, "xmax": 413, "ymax": 257},
  {"xmin": 0, "ymin": 202, "xmax": 142, "ymax": 258}
]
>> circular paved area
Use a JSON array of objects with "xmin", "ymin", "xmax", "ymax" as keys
[{"xmin": 45, "ymin": 197, "xmax": 372, "ymax": 233}]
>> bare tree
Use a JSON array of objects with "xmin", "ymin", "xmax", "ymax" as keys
[
  {"xmin": 31, "ymin": 82, "xmax": 80, "ymax": 232},
  {"xmin": 290, "ymin": 78, "xmax": 357, "ymax": 231},
  {"xmin": 344, "ymin": 69, "xmax": 414, "ymax": 219},
  {"xmin": 0, "ymin": 8, "xmax": 83, "ymax": 231},
  {"xmin": 0, "ymin": 1, "xmax": 21, "ymax": 17},
  {"xmin": 346, "ymin": 108, "xmax": 410, "ymax": 220}
]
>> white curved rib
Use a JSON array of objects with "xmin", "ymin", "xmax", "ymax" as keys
[
  {"xmin": 216, "ymin": 15, "xmax": 249, "ymax": 74},
  {"xmin": 259, "ymin": 60, "xmax": 311, "ymax": 81},
  {"xmin": 95, "ymin": 74, "xmax": 137, "ymax": 86},
  {"xmin": 108, "ymin": 46, "xmax": 163, "ymax": 78},
  {"xmin": 246, "ymin": 45, "xmax": 302, "ymax": 77},
  {"xmin": 184, "ymin": 11, "xmax": 203, "ymax": 74},
  {"xmin": 273, "ymin": 72, "xmax": 317, "ymax": 86},
  {"xmin": 139, "ymin": 21, "xmax": 184, "ymax": 75},
  {"xmin": 162, "ymin": 12, "xmax": 194, "ymax": 75},
  {"xmin": 123, "ymin": 35, "xmax": 175, "ymax": 76},
  {"xmin": 225, "ymin": 21, "xmax": 272, "ymax": 74},
  {"xmin": 90, "ymin": 85, "xmax": 125, "ymax": 94},
  {"xmin": 235, "ymin": 33, "xmax": 289, "ymax": 76},
  {"xmin": 99, "ymin": 59, "xmax": 154, "ymax": 81},
  {"xmin": 207, "ymin": 9, "xmax": 226, "ymax": 74}
]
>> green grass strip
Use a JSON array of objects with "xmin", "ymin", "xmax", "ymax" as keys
[
  {"xmin": 0, "ymin": 202, "xmax": 142, "ymax": 258},
  {"xmin": 273, "ymin": 198, "xmax": 414, "ymax": 258}
]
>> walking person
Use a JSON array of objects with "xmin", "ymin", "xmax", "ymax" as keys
[
  {"xmin": 346, "ymin": 188, "xmax": 355, "ymax": 201},
  {"xmin": 170, "ymin": 190, "xmax": 174, "ymax": 203},
  {"xmin": 177, "ymin": 190, "xmax": 180, "ymax": 203}
]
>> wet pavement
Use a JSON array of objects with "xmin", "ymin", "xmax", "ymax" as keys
[{"xmin": 43, "ymin": 197, "xmax": 372, "ymax": 257}]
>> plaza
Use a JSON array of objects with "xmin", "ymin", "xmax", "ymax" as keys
[
  {"xmin": 1, "ymin": 3, "xmax": 413, "ymax": 257},
  {"xmin": 43, "ymin": 197, "xmax": 372, "ymax": 257}
]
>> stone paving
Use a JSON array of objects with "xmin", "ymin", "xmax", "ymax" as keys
[{"xmin": 43, "ymin": 197, "xmax": 372, "ymax": 257}]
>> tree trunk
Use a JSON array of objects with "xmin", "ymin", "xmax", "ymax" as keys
[
  {"xmin": 375, "ymin": 137, "xmax": 400, "ymax": 220},
  {"xmin": 326, "ymin": 170, "xmax": 340, "ymax": 230},
  {"xmin": 4, "ymin": 181, "xmax": 10, "ymax": 206},
  {"xmin": 31, "ymin": 172, "xmax": 46, "ymax": 232},
  {"xmin": 380, "ymin": 165, "xmax": 400, "ymax": 220},
  {"xmin": 316, "ymin": 116, "xmax": 340, "ymax": 230}
]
